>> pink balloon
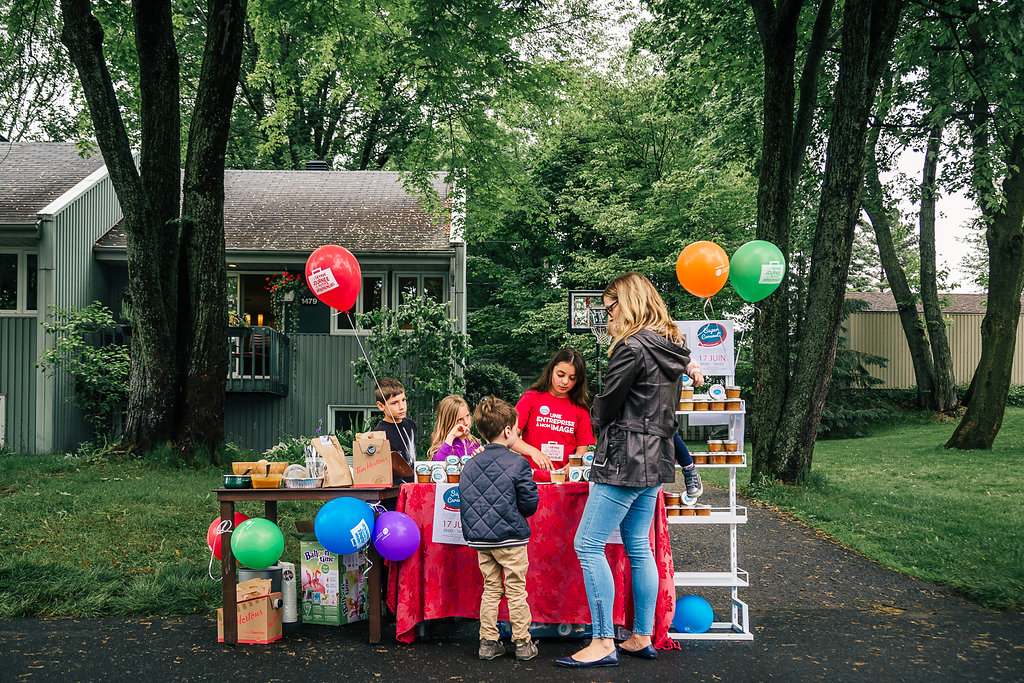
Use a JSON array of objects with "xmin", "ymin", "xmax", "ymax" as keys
[{"xmin": 305, "ymin": 245, "xmax": 361, "ymax": 312}]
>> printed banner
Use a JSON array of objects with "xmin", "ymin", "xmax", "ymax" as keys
[
  {"xmin": 674, "ymin": 319, "xmax": 735, "ymax": 377},
  {"xmin": 431, "ymin": 483, "xmax": 468, "ymax": 546}
]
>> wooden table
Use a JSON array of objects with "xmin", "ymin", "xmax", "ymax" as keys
[{"xmin": 215, "ymin": 486, "xmax": 400, "ymax": 645}]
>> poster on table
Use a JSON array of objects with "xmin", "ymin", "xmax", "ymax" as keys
[
  {"xmin": 431, "ymin": 484, "xmax": 468, "ymax": 546},
  {"xmin": 674, "ymin": 320, "xmax": 735, "ymax": 377}
]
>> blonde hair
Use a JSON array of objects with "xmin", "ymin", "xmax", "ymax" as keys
[
  {"xmin": 428, "ymin": 395, "xmax": 481, "ymax": 457},
  {"xmin": 603, "ymin": 272, "xmax": 682, "ymax": 354}
]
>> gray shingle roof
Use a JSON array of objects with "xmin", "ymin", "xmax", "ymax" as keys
[
  {"xmin": 96, "ymin": 170, "xmax": 453, "ymax": 253},
  {"xmin": 846, "ymin": 291, "xmax": 1021, "ymax": 315},
  {"xmin": 0, "ymin": 142, "xmax": 105, "ymax": 225}
]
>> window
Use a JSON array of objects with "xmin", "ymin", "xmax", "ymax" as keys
[
  {"xmin": 329, "ymin": 405, "xmax": 375, "ymax": 435},
  {"xmin": 331, "ymin": 273, "xmax": 385, "ymax": 334},
  {"xmin": 393, "ymin": 273, "xmax": 446, "ymax": 307},
  {"xmin": 0, "ymin": 251, "xmax": 37, "ymax": 315}
]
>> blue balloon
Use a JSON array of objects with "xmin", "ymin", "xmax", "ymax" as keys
[
  {"xmin": 314, "ymin": 498, "xmax": 375, "ymax": 555},
  {"xmin": 672, "ymin": 595, "xmax": 714, "ymax": 634}
]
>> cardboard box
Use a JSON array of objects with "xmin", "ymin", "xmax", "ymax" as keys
[
  {"xmin": 298, "ymin": 536, "xmax": 368, "ymax": 625},
  {"xmin": 217, "ymin": 591, "xmax": 283, "ymax": 644},
  {"xmin": 312, "ymin": 435, "xmax": 353, "ymax": 488},
  {"xmin": 352, "ymin": 431, "xmax": 392, "ymax": 488}
]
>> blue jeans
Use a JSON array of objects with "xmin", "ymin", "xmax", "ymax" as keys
[{"xmin": 573, "ymin": 483, "xmax": 660, "ymax": 639}]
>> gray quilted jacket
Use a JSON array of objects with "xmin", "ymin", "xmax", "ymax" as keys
[
  {"xmin": 591, "ymin": 329, "xmax": 690, "ymax": 487},
  {"xmin": 458, "ymin": 443, "xmax": 539, "ymax": 549}
]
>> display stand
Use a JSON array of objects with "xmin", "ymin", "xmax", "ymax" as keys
[{"xmin": 671, "ymin": 400, "xmax": 753, "ymax": 641}]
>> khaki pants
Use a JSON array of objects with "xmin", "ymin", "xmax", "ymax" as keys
[{"xmin": 476, "ymin": 545, "xmax": 531, "ymax": 641}]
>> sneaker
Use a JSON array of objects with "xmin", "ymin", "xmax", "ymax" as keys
[
  {"xmin": 683, "ymin": 466, "xmax": 703, "ymax": 499},
  {"xmin": 479, "ymin": 639, "xmax": 506, "ymax": 660},
  {"xmin": 514, "ymin": 638, "xmax": 539, "ymax": 661}
]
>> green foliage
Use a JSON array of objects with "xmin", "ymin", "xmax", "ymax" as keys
[
  {"xmin": 463, "ymin": 362, "xmax": 524, "ymax": 407},
  {"xmin": 36, "ymin": 302, "xmax": 129, "ymax": 439},
  {"xmin": 352, "ymin": 296, "xmax": 471, "ymax": 454},
  {"xmin": 818, "ymin": 299, "xmax": 898, "ymax": 439}
]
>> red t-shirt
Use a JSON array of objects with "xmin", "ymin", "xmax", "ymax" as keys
[{"xmin": 515, "ymin": 390, "xmax": 595, "ymax": 477}]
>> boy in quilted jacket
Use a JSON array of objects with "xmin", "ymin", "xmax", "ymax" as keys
[{"xmin": 459, "ymin": 396, "xmax": 540, "ymax": 661}]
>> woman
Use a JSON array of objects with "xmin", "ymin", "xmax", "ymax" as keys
[
  {"xmin": 556, "ymin": 272, "xmax": 702, "ymax": 668},
  {"xmin": 511, "ymin": 348, "xmax": 594, "ymax": 480}
]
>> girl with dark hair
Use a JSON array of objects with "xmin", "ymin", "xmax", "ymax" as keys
[{"xmin": 511, "ymin": 348, "xmax": 595, "ymax": 480}]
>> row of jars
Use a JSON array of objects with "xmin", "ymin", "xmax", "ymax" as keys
[{"xmin": 413, "ymin": 452, "xmax": 597, "ymax": 484}]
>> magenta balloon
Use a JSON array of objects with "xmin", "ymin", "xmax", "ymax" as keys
[{"xmin": 372, "ymin": 511, "xmax": 421, "ymax": 562}]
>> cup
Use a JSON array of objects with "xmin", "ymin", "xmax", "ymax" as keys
[
  {"xmin": 550, "ymin": 468, "xmax": 567, "ymax": 483},
  {"xmin": 679, "ymin": 387, "xmax": 694, "ymax": 400},
  {"xmin": 707, "ymin": 439, "xmax": 724, "ymax": 452},
  {"xmin": 725, "ymin": 385, "xmax": 741, "ymax": 399},
  {"xmin": 446, "ymin": 464, "xmax": 461, "ymax": 483},
  {"xmin": 415, "ymin": 463, "xmax": 431, "ymax": 483},
  {"xmin": 568, "ymin": 455, "xmax": 584, "ymax": 467},
  {"xmin": 430, "ymin": 463, "xmax": 447, "ymax": 483},
  {"xmin": 723, "ymin": 439, "xmax": 738, "ymax": 453}
]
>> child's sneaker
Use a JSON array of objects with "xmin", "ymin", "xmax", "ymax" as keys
[
  {"xmin": 514, "ymin": 638, "xmax": 539, "ymax": 661},
  {"xmin": 683, "ymin": 466, "xmax": 703, "ymax": 500},
  {"xmin": 479, "ymin": 639, "xmax": 506, "ymax": 660}
]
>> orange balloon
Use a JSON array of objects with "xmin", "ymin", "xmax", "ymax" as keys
[{"xmin": 676, "ymin": 241, "xmax": 730, "ymax": 298}]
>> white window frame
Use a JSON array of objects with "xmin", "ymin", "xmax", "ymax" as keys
[
  {"xmin": 391, "ymin": 272, "xmax": 448, "ymax": 309},
  {"xmin": 330, "ymin": 271, "xmax": 386, "ymax": 335},
  {"xmin": 0, "ymin": 249, "xmax": 37, "ymax": 316},
  {"xmin": 327, "ymin": 404, "xmax": 376, "ymax": 435}
]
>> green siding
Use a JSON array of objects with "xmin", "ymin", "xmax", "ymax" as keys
[
  {"xmin": 224, "ymin": 333, "xmax": 378, "ymax": 452},
  {"xmin": 0, "ymin": 317, "xmax": 37, "ymax": 451},
  {"xmin": 40, "ymin": 172, "xmax": 123, "ymax": 453}
]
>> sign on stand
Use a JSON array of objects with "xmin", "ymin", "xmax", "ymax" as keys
[
  {"xmin": 674, "ymin": 319, "xmax": 735, "ymax": 377},
  {"xmin": 431, "ymin": 484, "xmax": 468, "ymax": 546}
]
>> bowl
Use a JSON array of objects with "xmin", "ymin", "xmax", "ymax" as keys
[
  {"xmin": 251, "ymin": 474, "xmax": 283, "ymax": 489},
  {"xmin": 284, "ymin": 477, "xmax": 324, "ymax": 489},
  {"xmin": 223, "ymin": 474, "xmax": 252, "ymax": 489}
]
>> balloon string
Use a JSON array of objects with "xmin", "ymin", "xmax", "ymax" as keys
[
  {"xmin": 346, "ymin": 311, "xmax": 412, "ymax": 459},
  {"xmin": 208, "ymin": 519, "xmax": 234, "ymax": 582},
  {"xmin": 702, "ymin": 297, "xmax": 715, "ymax": 320},
  {"xmin": 363, "ymin": 553, "xmax": 374, "ymax": 578},
  {"xmin": 733, "ymin": 305, "xmax": 761, "ymax": 367}
]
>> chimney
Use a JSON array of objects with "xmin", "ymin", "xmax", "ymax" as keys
[{"xmin": 304, "ymin": 160, "xmax": 329, "ymax": 171}]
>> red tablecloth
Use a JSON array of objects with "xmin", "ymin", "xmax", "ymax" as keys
[{"xmin": 386, "ymin": 482, "xmax": 677, "ymax": 648}]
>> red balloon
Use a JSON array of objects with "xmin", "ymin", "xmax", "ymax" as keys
[
  {"xmin": 676, "ymin": 241, "xmax": 730, "ymax": 299},
  {"xmin": 304, "ymin": 245, "xmax": 362, "ymax": 312},
  {"xmin": 206, "ymin": 512, "xmax": 250, "ymax": 560}
]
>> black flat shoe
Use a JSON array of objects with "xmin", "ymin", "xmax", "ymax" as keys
[
  {"xmin": 554, "ymin": 651, "xmax": 620, "ymax": 668},
  {"xmin": 617, "ymin": 643, "xmax": 658, "ymax": 660}
]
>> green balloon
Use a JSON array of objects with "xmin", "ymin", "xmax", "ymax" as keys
[
  {"xmin": 230, "ymin": 518, "xmax": 284, "ymax": 570},
  {"xmin": 729, "ymin": 240, "xmax": 786, "ymax": 302}
]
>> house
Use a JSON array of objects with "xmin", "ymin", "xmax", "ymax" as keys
[
  {"xmin": 1, "ymin": 142, "xmax": 465, "ymax": 454},
  {"xmin": 844, "ymin": 291, "xmax": 1024, "ymax": 389}
]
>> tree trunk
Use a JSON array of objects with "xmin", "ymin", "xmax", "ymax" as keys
[
  {"xmin": 756, "ymin": 0, "xmax": 902, "ymax": 484},
  {"xmin": 60, "ymin": 0, "xmax": 181, "ymax": 452},
  {"xmin": 862, "ymin": 101, "xmax": 938, "ymax": 409},
  {"xmin": 748, "ymin": 0, "xmax": 803, "ymax": 483},
  {"xmin": 918, "ymin": 122, "xmax": 959, "ymax": 414},
  {"xmin": 177, "ymin": 0, "xmax": 247, "ymax": 453},
  {"xmin": 947, "ymin": 132, "xmax": 1024, "ymax": 449}
]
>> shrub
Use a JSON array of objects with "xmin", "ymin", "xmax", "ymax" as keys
[
  {"xmin": 464, "ymin": 362, "xmax": 524, "ymax": 406},
  {"xmin": 36, "ymin": 302, "xmax": 129, "ymax": 439}
]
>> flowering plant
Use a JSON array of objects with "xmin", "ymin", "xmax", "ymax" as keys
[{"xmin": 265, "ymin": 271, "xmax": 308, "ymax": 333}]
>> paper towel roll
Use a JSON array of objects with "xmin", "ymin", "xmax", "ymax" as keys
[{"xmin": 280, "ymin": 561, "xmax": 298, "ymax": 624}]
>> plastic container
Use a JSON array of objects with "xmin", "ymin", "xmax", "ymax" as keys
[
  {"xmin": 707, "ymin": 440, "xmax": 724, "ymax": 452},
  {"xmin": 679, "ymin": 387, "xmax": 694, "ymax": 400},
  {"xmin": 446, "ymin": 464, "xmax": 461, "ymax": 483},
  {"xmin": 710, "ymin": 454, "xmax": 727, "ymax": 465},
  {"xmin": 415, "ymin": 463, "xmax": 431, "ymax": 483},
  {"xmin": 678, "ymin": 399, "xmax": 694, "ymax": 411},
  {"xmin": 664, "ymin": 491, "xmax": 682, "ymax": 506},
  {"xmin": 723, "ymin": 439, "xmax": 739, "ymax": 452},
  {"xmin": 726, "ymin": 454, "xmax": 743, "ymax": 464},
  {"xmin": 710, "ymin": 400, "xmax": 726, "ymax": 411},
  {"xmin": 251, "ymin": 474, "xmax": 282, "ymax": 489},
  {"xmin": 725, "ymin": 385, "xmax": 741, "ymax": 399},
  {"xmin": 692, "ymin": 397, "xmax": 709, "ymax": 411},
  {"xmin": 550, "ymin": 469, "xmax": 567, "ymax": 483},
  {"xmin": 691, "ymin": 454, "xmax": 708, "ymax": 464},
  {"xmin": 666, "ymin": 506, "xmax": 682, "ymax": 517}
]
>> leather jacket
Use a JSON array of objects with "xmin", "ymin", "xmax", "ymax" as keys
[{"xmin": 590, "ymin": 329, "xmax": 690, "ymax": 487}]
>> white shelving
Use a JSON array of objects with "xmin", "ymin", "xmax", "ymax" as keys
[{"xmin": 669, "ymin": 399, "xmax": 753, "ymax": 641}]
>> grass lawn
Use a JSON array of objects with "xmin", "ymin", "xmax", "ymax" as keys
[
  {"xmin": 698, "ymin": 406, "xmax": 1024, "ymax": 610},
  {"xmin": 2, "ymin": 408, "xmax": 1022, "ymax": 617}
]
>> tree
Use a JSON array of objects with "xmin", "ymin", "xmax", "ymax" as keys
[
  {"xmin": 943, "ymin": 0, "xmax": 1024, "ymax": 449},
  {"xmin": 59, "ymin": 0, "xmax": 246, "ymax": 455},
  {"xmin": 745, "ymin": 0, "xmax": 902, "ymax": 484}
]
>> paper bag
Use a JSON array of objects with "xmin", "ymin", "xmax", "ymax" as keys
[
  {"xmin": 236, "ymin": 577, "xmax": 272, "ymax": 602},
  {"xmin": 352, "ymin": 432, "xmax": 393, "ymax": 488},
  {"xmin": 311, "ymin": 435, "xmax": 353, "ymax": 488}
]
